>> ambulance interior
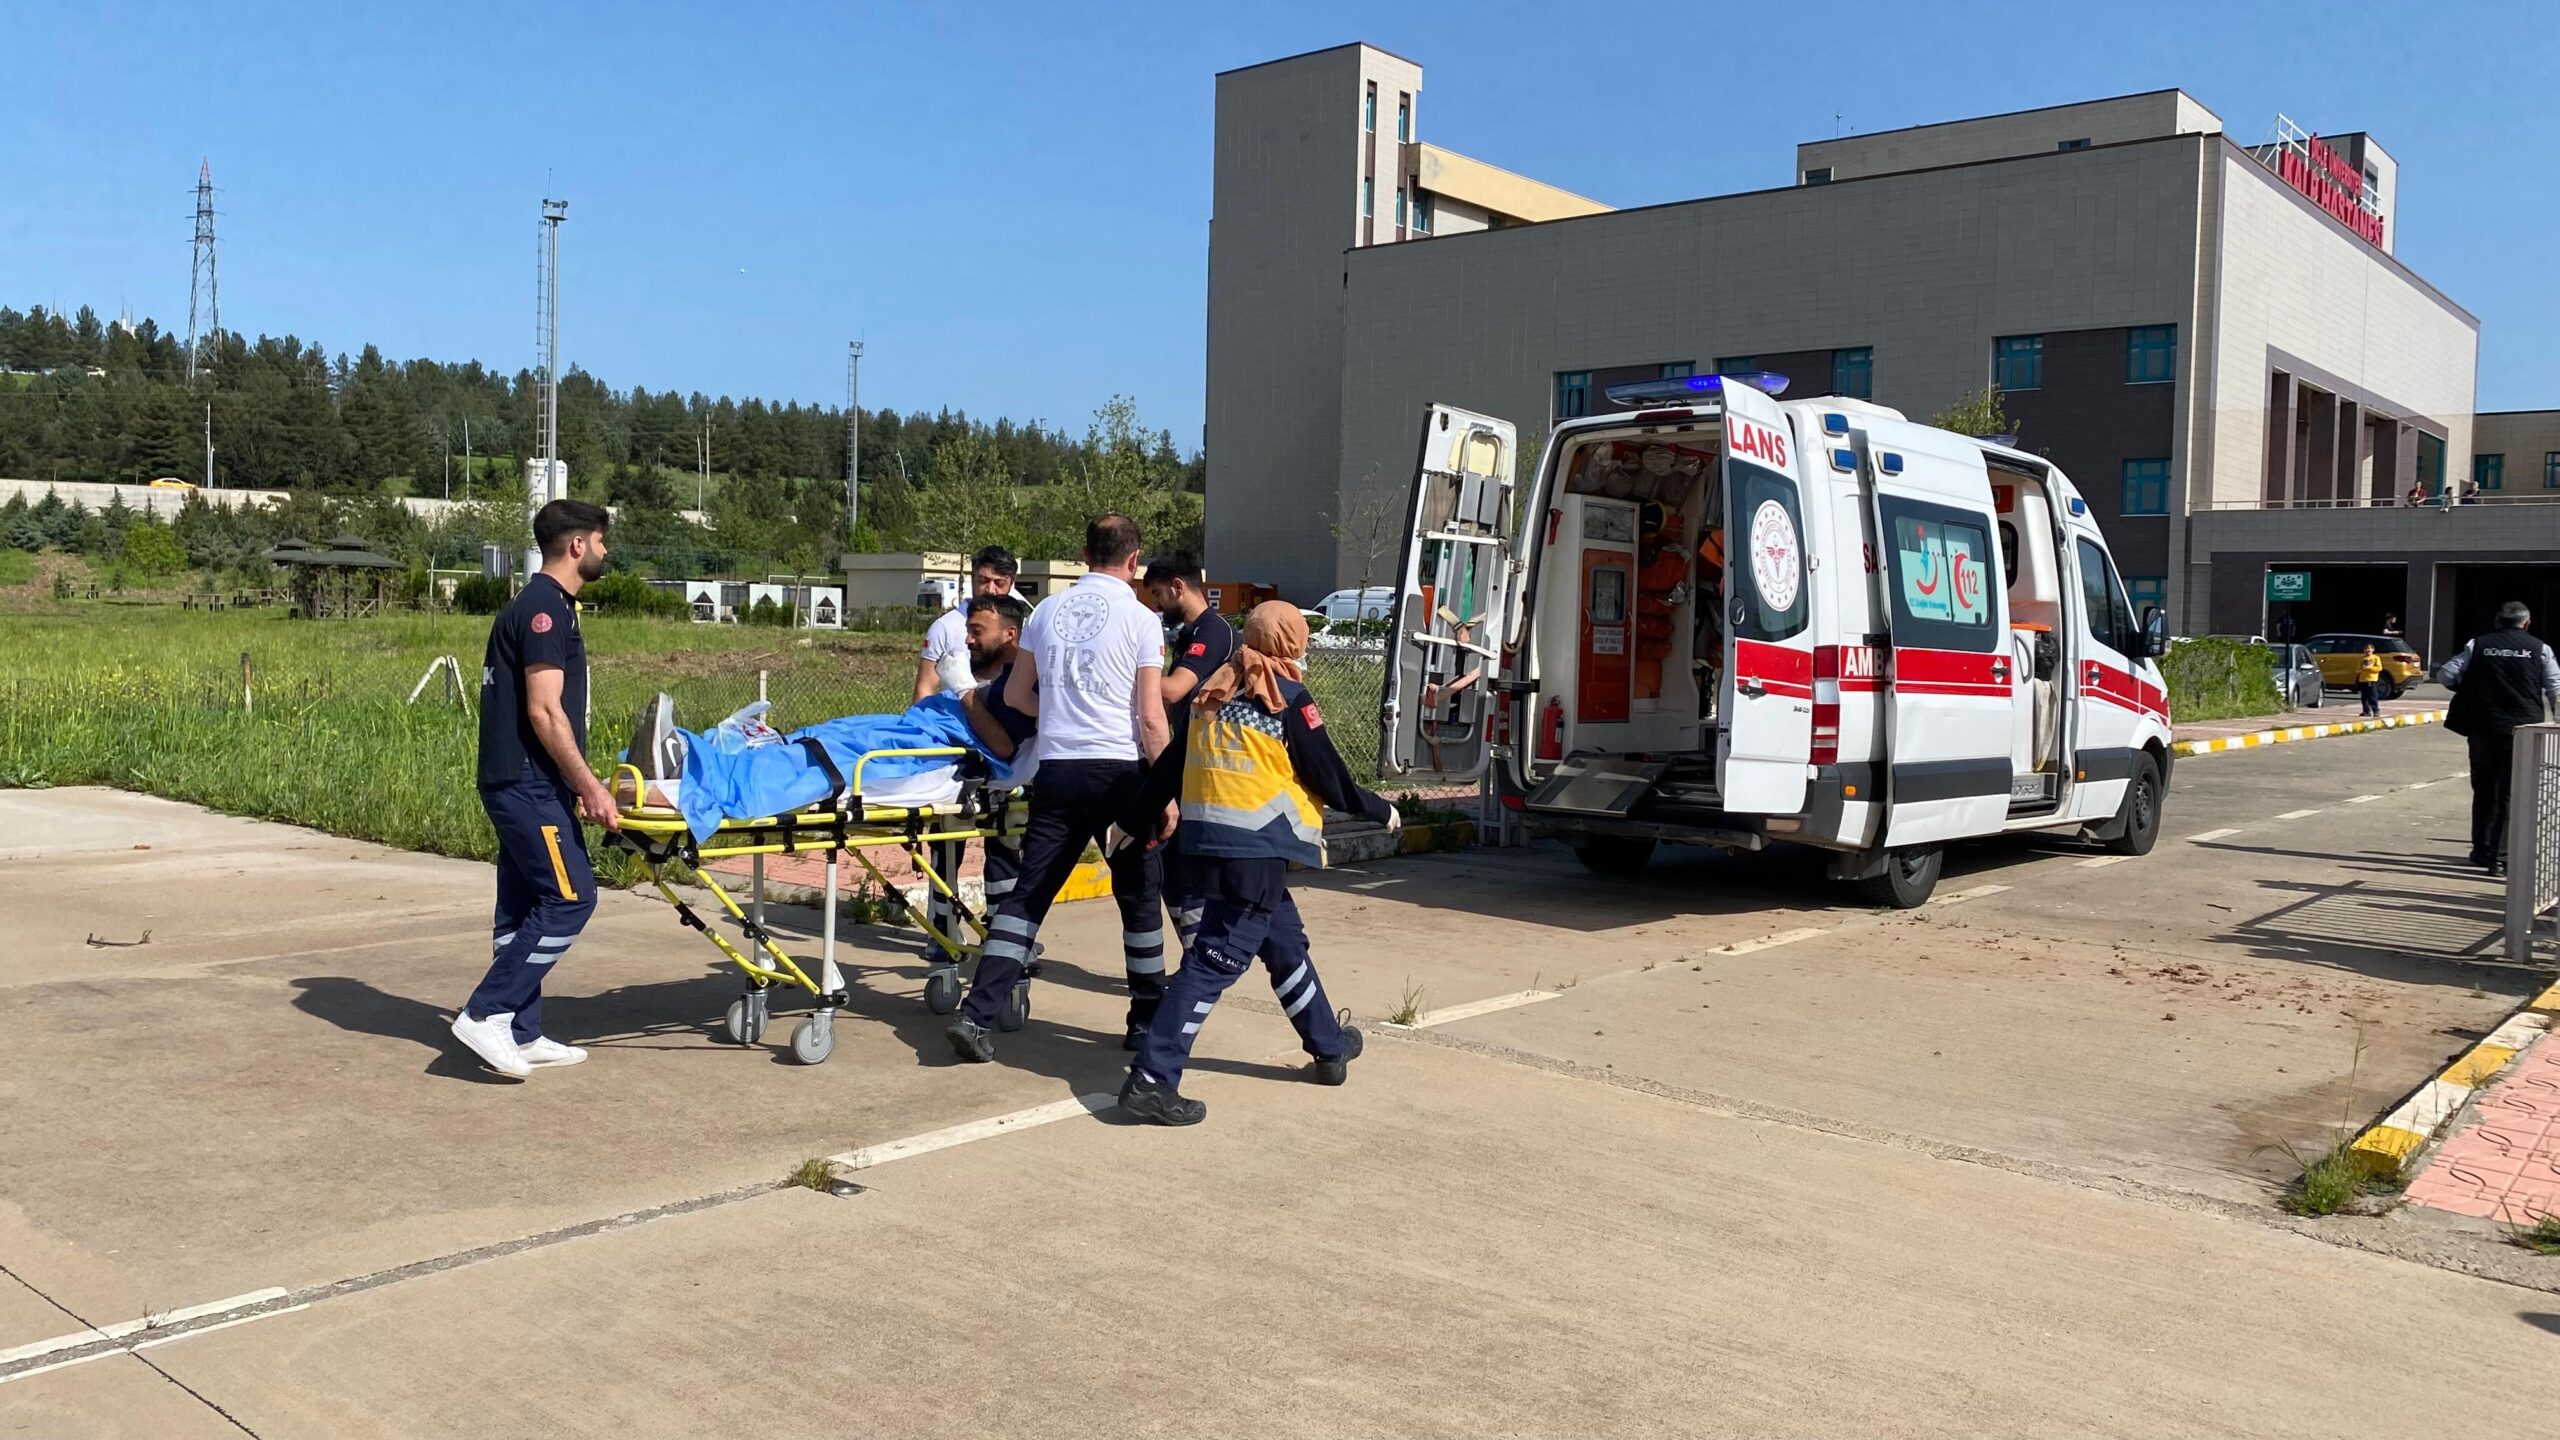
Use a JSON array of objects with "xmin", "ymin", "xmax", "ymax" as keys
[
  {"xmin": 1534, "ymin": 430, "xmax": 1724, "ymax": 765},
  {"xmin": 1993, "ymin": 462, "xmax": 2068, "ymax": 807}
]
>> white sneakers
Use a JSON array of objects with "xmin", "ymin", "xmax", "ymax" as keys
[{"xmin": 450, "ymin": 1011, "xmax": 588, "ymax": 1076}]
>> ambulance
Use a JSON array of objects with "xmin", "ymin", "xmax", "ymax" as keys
[{"xmin": 1378, "ymin": 373, "xmax": 2174, "ymax": 908}]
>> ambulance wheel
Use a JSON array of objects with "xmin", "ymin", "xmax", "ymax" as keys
[
  {"xmin": 790, "ymin": 1015, "xmax": 835, "ymax": 1065},
  {"xmin": 1855, "ymin": 845, "xmax": 1943, "ymax": 909},
  {"xmin": 998, "ymin": 985, "xmax": 1031, "ymax": 1033},
  {"xmin": 1574, "ymin": 837, "xmax": 1657, "ymax": 877},
  {"xmin": 2105, "ymin": 755, "xmax": 2164, "ymax": 857},
  {"xmin": 724, "ymin": 996, "xmax": 768, "ymax": 1046},
  {"xmin": 923, "ymin": 969, "xmax": 961, "ymax": 1015}
]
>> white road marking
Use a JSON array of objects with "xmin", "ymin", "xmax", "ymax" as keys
[
  {"xmin": 1931, "ymin": 884, "xmax": 2010, "ymax": 906},
  {"xmin": 2409, "ymin": 780, "xmax": 2439, "ymax": 789},
  {"xmin": 0, "ymin": 1297, "xmax": 305, "ymax": 1387},
  {"xmin": 2346, "ymin": 794, "xmax": 2382, "ymax": 803},
  {"xmin": 1347, "ymin": 877, "xmax": 1406, "ymax": 891},
  {"xmin": 2274, "ymin": 808, "xmax": 2325, "ymax": 820},
  {"xmin": 2186, "ymin": 828, "xmax": 2242, "ymax": 843},
  {"xmin": 1409, "ymin": 990, "xmax": 1563, "ymax": 1028},
  {"xmin": 1709, "ymin": 927, "xmax": 1829, "ymax": 956},
  {"xmin": 0, "ymin": 1287, "xmax": 288, "ymax": 1367},
  {"xmin": 129, "ymin": 1304, "xmax": 308, "ymax": 1352},
  {"xmin": 2076, "ymin": 855, "xmax": 2132, "ymax": 868},
  {"xmin": 828, "ymin": 1094, "xmax": 1113, "ymax": 1171}
]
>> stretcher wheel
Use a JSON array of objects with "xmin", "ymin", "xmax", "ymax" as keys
[
  {"xmin": 724, "ymin": 995, "xmax": 769, "ymax": 1046},
  {"xmin": 923, "ymin": 969, "xmax": 961, "ymax": 1015},
  {"xmin": 790, "ymin": 1015, "xmax": 835, "ymax": 1065},
  {"xmin": 997, "ymin": 983, "xmax": 1031, "ymax": 1033}
]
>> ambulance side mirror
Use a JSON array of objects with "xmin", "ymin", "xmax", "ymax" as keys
[{"xmin": 2140, "ymin": 606, "xmax": 2169, "ymax": 659}]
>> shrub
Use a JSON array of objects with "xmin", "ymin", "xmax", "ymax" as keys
[
  {"xmin": 119, "ymin": 523, "xmax": 188, "ymax": 578},
  {"xmin": 2162, "ymin": 636, "xmax": 2284, "ymax": 724},
  {"xmin": 0, "ymin": 549, "xmax": 34, "ymax": 586},
  {"xmin": 452, "ymin": 574, "xmax": 512, "ymax": 615},
  {"xmin": 582, "ymin": 570, "xmax": 689, "ymax": 619}
]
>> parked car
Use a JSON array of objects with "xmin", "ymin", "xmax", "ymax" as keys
[
  {"xmin": 1314, "ymin": 586, "xmax": 1394, "ymax": 621},
  {"xmin": 2305, "ymin": 632, "xmax": 2424, "ymax": 698},
  {"xmin": 2263, "ymin": 642, "xmax": 2323, "ymax": 709}
]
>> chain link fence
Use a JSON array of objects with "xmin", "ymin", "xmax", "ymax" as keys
[{"xmin": 2506, "ymin": 723, "xmax": 2560, "ymax": 962}]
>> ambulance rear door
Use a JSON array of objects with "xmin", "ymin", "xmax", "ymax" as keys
[
  {"xmin": 1717, "ymin": 381, "xmax": 1815, "ymax": 813},
  {"xmin": 1380, "ymin": 403, "xmax": 1517, "ymax": 781},
  {"xmin": 1868, "ymin": 425, "xmax": 2014, "ymax": 846}
]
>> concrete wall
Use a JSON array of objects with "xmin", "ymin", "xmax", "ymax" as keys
[
  {"xmin": 0, "ymin": 477, "xmax": 472, "ymax": 524},
  {"xmin": 1796, "ymin": 91, "xmax": 2217, "ymax": 182},
  {"xmin": 2199, "ymin": 144, "xmax": 2477, "ymax": 511},
  {"xmin": 1412, "ymin": 144, "xmax": 1609, "ymax": 223},
  {"xmin": 1997, "ymin": 327, "xmax": 2180, "ymax": 585},
  {"xmin": 1330, "ymin": 136, "xmax": 2213, "ymax": 588},
  {"xmin": 2473, "ymin": 411, "xmax": 2560, "ymax": 493}
]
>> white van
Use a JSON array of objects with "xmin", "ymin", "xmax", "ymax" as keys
[
  {"xmin": 1315, "ymin": 586, "xmax": 1396, "ymax": 621},
  {"xmin": 1378, "ymin": 374, "xmax": 2175, "ymax": 907}
]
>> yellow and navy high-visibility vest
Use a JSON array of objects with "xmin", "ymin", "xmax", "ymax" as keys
[{"xmin": 1179, "ymin": 680, "xmax": 1331, "ymax": 868}]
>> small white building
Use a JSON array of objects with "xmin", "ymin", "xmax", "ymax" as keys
[{"xmin": 836, "ymin": 552, "xmax": 1088, "ymax": 609}]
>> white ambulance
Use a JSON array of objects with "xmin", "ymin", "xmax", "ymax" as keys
[{"xmin": 1378, "ymin": 373, "xmax": 2175, "ymax": 907}]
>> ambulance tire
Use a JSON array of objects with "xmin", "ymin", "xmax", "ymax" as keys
[
  {"xmin": 1574, "ymin": 837, "xmax": 1657, "ymax": 877},
  {"xmin": 2104, "ymin": 755, "xmax": 2164, "ymax": 857},
  {"xmin": 1855, "ymin": 845, "xmax": 1943, "ymax": 909}
]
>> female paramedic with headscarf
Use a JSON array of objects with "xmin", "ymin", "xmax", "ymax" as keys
[{"xmin": 1110, "ymin": 601, "xmax": 1400, "ymax": 1126}]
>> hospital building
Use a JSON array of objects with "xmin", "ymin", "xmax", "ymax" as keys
[{"xmin": 1204, "ymin": 42, "xmax": 2552, "ymax": 659}]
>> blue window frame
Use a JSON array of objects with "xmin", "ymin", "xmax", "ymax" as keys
[
  {"xmin": 1397, "ymin": 95, "xmax": 1410, "ymax": 143},
  {"xmin": 2475, "ymin": 453, "xmax": 2505, "ymax": 490},
  {"xmin": 1831, "ymin": 346, "xmax": 1873, "ymax": 399},
  {"xmin": 1716, "ymin": 356, "xmax": 1757, "ymax": 375},
  {"xmin": 1659, "ymin": 361, "xmax": 1694, "ymax": 380},
  {"xmin": 1361, "ymin": 177, "xmax": 1373, "ymax": 217},
  {"xmin": 2126, "ymin": 575, "xmax": 2166, "ymax": 616},
  {"xmin": 1363, "ymin": 85, "xmax": 1375, "ymax": 133},
  {"xmin": 2057, "ymin": 138, "xmax": 2091, "ymax": 152},
  {"xmin": 2121, "ymin": 458, "xmax": 2170, "ymax": 515},
  {"xmin": 2546, "ymin": 452, "xmax": 2560, "ymax": 490},
  {"xmin": 1413, "ymin": 193, "xmax": 1432, "ymax": 233},
  {"xmin": 2126, "ymin": 325, "xmax": 2176, "ymax": 384},
  {"xmin": 1994, "ymin": 335, "xmax": 2043, "ymax": 391},
  {"xmin": 1394, "ymin": 187, "xmax": 1406, "ymax": 228},
  {"xmin": 1555, "ymin": 371, "xmax": 1591, "ymax": 420}
]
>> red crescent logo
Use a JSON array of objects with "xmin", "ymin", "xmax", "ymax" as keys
[{"xmin": 530, "ymin": 612, "xmax": 553, "ymax": 634}]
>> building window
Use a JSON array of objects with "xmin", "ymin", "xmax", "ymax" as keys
[
  {"xmin": 1803, "ymin": 166, "xmax": 1832, "ymax": 185},
  {"xmin": 1364, "ymin": 84, "xmax": 1375, "ymax": 133},
  {"xmin": 2057, "ymin": 138, "xmax": 2091, "ymax": 152},
  {"xmin": 2417, "ymin": 432, "xmax": 2446, "ymax": 492},
  {"xmin": 1659, "ymin": 361, "xmax": 1694, "ymax": 380},
  {"xmin": 2546, "ymin": 452, "xmax": 2560, "ymax": 490},
  {"xmin": 2126, "ymin": 575, "xmax": 2166, "ymax": 615},
  {"xmin": 1994, "ymin": 335, "xmax": 2044, "ymax": 391},
  {"xmin": 1395, "ymin": 187, "xmax": 1406, "ymax": 229},
  {"xmin": 1716, "ymin": 356, "xmax": 1757, "ymax": 376},
  {"xmin": 2125, "ymin": 325, "xmax": 2176, "ymax": 384},
  {"xmin": 1413, "ymin": 193, "xmax": 1432, "ymax": 234},
  {"xmin": 2121, "ymin": 458, "xmax": 2171, "ymax": 515},
  {"xmin": 1831, "ymin": 347, "xmax": 1873, "ymax": 400},
  {"xmin": 2475, "ymin": 453, "xmax": 2505, "ymax": 491},
  {"xmin": 1555, "ymin": 371, "xmax": 1591, "ymax": 420},
  {"xmin": 1362, "ymin": 177, "xmax": 1373, "ymax": 217},
  {"xmin": 1397, "ymin": 94, "xmax": 1410, "ymax": 143}
]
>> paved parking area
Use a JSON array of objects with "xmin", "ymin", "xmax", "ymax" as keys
[{"xmin": 5, "ymin": 726, "xmax": 2558, "ymax": 1437}]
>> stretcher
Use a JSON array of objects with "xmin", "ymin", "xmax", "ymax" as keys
[{"xmin": 603, "ymin": 746, "xmax": 1031, "ymax": 1064}]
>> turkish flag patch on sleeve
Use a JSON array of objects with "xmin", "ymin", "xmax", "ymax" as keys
[
  {"xmin": 530, "ymin": 612, "xmax": 554, "ymax": 634},
  {"xmin": 1186, "ymin": 642, "xmax": 1207, "ymax": 657},
  {"xmin": 1299, "ymin": 702, "xmax": 1323, "ymax": 729}
]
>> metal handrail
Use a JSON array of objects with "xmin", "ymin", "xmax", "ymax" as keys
[{"xmin": 2207, "ymin": 494, "xmax": 2560, "ymax": 511}]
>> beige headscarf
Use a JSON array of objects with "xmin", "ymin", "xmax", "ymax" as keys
[{"xmin": 1195, "ymin": 600, "xmax": 1311, "ymax": 713}]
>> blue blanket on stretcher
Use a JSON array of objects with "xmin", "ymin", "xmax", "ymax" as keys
[{"xmin": 674, "ymin": 693, "xmax": 1011, "ymax": 843}]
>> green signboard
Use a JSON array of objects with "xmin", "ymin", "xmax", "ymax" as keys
[{"xmin": 2265, "ymin": 571, "xmax": 2312, "ymax": 602}]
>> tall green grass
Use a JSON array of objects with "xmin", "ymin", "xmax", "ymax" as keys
[{"xmin": 2162, "ymin": 636, "xmax": 2285, "ymax": 725}]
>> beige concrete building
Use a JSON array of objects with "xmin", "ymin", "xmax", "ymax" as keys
[{"xmin": 1206, "ymin": 46, "xmax": 2537, "ymax": 657}]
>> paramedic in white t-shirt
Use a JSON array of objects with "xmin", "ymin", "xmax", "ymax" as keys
[
  {"xmin": 912, "ymin": 546, "xmax": 1019, "ymax": 702},
  {"xmin": 947, "ymin": 514, "xmax": 1171, "ymax": 1063}
]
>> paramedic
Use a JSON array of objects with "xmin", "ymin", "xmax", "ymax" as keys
[
  {"xmin": 2438, "ymin": 601, "xmax": 2560, "ymax": 875},
  {"xmin": 913, "ymin": 545, "xmax": 1019, "ymax": 701},
  {"xmin": 1116, "ymin": 601, "xmax": 1397, "ymax": 1126},
  {"xmin": 1143, "ymin": 552, "xmax": 1237, "ymax": 956},
  {"xmin": 947, "ymin": 514, "xmax": 1170, "ymax": 1063},
  {"xmin": 450, "ymin": 499, "xmax": 617, "ymax": 1080}
]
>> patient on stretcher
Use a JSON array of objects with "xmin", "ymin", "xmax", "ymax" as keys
[{"xmin": 622, "ymin": 595, "xmax": 1038, "ymax": 843}]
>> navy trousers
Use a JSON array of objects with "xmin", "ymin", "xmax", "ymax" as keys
[
  {"xmin": 467, "ymin": 764, "xmax": 597, "ymax": 1043},
  {"xmin": 958, "ymin": 759, "xmax": 1166, "ymax": 1030},
  {"xmin": 1131, "ymin": 874, "xmax": 1347, "ymax": 1093}
]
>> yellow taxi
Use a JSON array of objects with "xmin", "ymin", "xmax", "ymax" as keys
[{"xmin": 2306, "ymin": 632, "xmax": 2424, "ymax": 698}]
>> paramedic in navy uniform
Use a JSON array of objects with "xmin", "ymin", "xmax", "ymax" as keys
[
  {"xmin": 1143, "ymin": 551, "xmax": 1236, "ymax": 960},
  {"xmin": 449, "ymin": 499, "xmax": 619, "ymax": 1079},
  {"xmin": 946, "ymin": 513, "xmax": 1170, "ymax": 1063}
]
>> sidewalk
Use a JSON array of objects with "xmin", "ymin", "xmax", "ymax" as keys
[
  {"xmin": 2173, "ymin": 691, "xmax": 2445, "ymax": 756},
  {"xmin": 2401, "ymin": 983, "xmax": 2560, "ymax": 1225}
]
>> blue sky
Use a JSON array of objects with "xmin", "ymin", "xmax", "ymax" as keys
[{"xmin": 5, "ymin": 0, "xmax": 2552, "ymax": 444}]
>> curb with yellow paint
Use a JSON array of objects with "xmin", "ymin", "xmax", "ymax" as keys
[
  {"xmin": 2172, "ymin": 708, "xmax": 2445, "ymax": 759},
  {"xmin": 2347, "ymin": 980, "xmax": 2560, "ymax": 1177}
]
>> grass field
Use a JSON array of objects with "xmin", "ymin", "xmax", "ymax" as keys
[{"xmin": 0, "ymin": 602, "xmax": 1393, "ymax": 873}]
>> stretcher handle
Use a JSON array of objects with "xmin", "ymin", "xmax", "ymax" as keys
[{"xmin": 849, "ymin": 745, "xmax": 973, "ymax": 798}]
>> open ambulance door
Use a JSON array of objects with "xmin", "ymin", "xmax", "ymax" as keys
[
  {"xmin": 1380, "ymin": 403, "xmax": 1517, "ymax": 781},
  {"xmin": 1869, "ymin": 434, "xmax": 2014, "ymax": 846},
  {"xmin": 1717, "ymin": 383, "xmax": 1814, "ymax": 813}
]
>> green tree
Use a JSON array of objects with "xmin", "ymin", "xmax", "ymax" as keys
[
  {"xmin": 909, "ymin": 429, "xmax": 1026, "ymax": 555},
  {"xmin": 1930, "ymin": 386, "xmax": 2019, "ymax": 440},
  {"xmin": 119, "ymin": 519, "xmax": 188, "ymax": 577}
]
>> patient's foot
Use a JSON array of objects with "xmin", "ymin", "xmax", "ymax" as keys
[{"xmin": 631, "ymin": 693, "xmax": 687, "ymax": 779}]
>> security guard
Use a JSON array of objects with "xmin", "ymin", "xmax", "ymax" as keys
[
  {"xmin": 450, "ymin": 499, "xmax": 619, "ymax": 1079},
  {"xmin": 1115, "ymin": 601, "xmax": 1397, "ymax": 1126},
  {"xmin": 2438, "ymin": 601, "xmax": 2560, "ymax": 875}
]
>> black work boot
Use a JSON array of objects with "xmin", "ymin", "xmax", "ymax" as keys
[
  {"xmin": 1309, "ymin": 1024, "xmax": 1365, "ymax": 1087},
  {"xmin": 945, "ymin": 1017, "xmax": 995, "ymax": 1064},
  {"xmin": 1119, "ymin": 1073, "xmax": 1206, "ymax": 1126}
]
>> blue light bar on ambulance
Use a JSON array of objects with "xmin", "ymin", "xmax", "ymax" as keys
[{"xmin": 1601, "ymin": 371, "xmax": 1791, "ymax": 408}]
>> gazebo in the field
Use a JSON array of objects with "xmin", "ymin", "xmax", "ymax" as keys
[{"xmin": 264, "ymin": 535, "xmax": 402, "ymax": 619}]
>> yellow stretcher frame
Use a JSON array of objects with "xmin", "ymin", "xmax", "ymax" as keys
[{"xmin": 601, "ymin": 746, "xmax": 1029, "ymax": 1064}]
